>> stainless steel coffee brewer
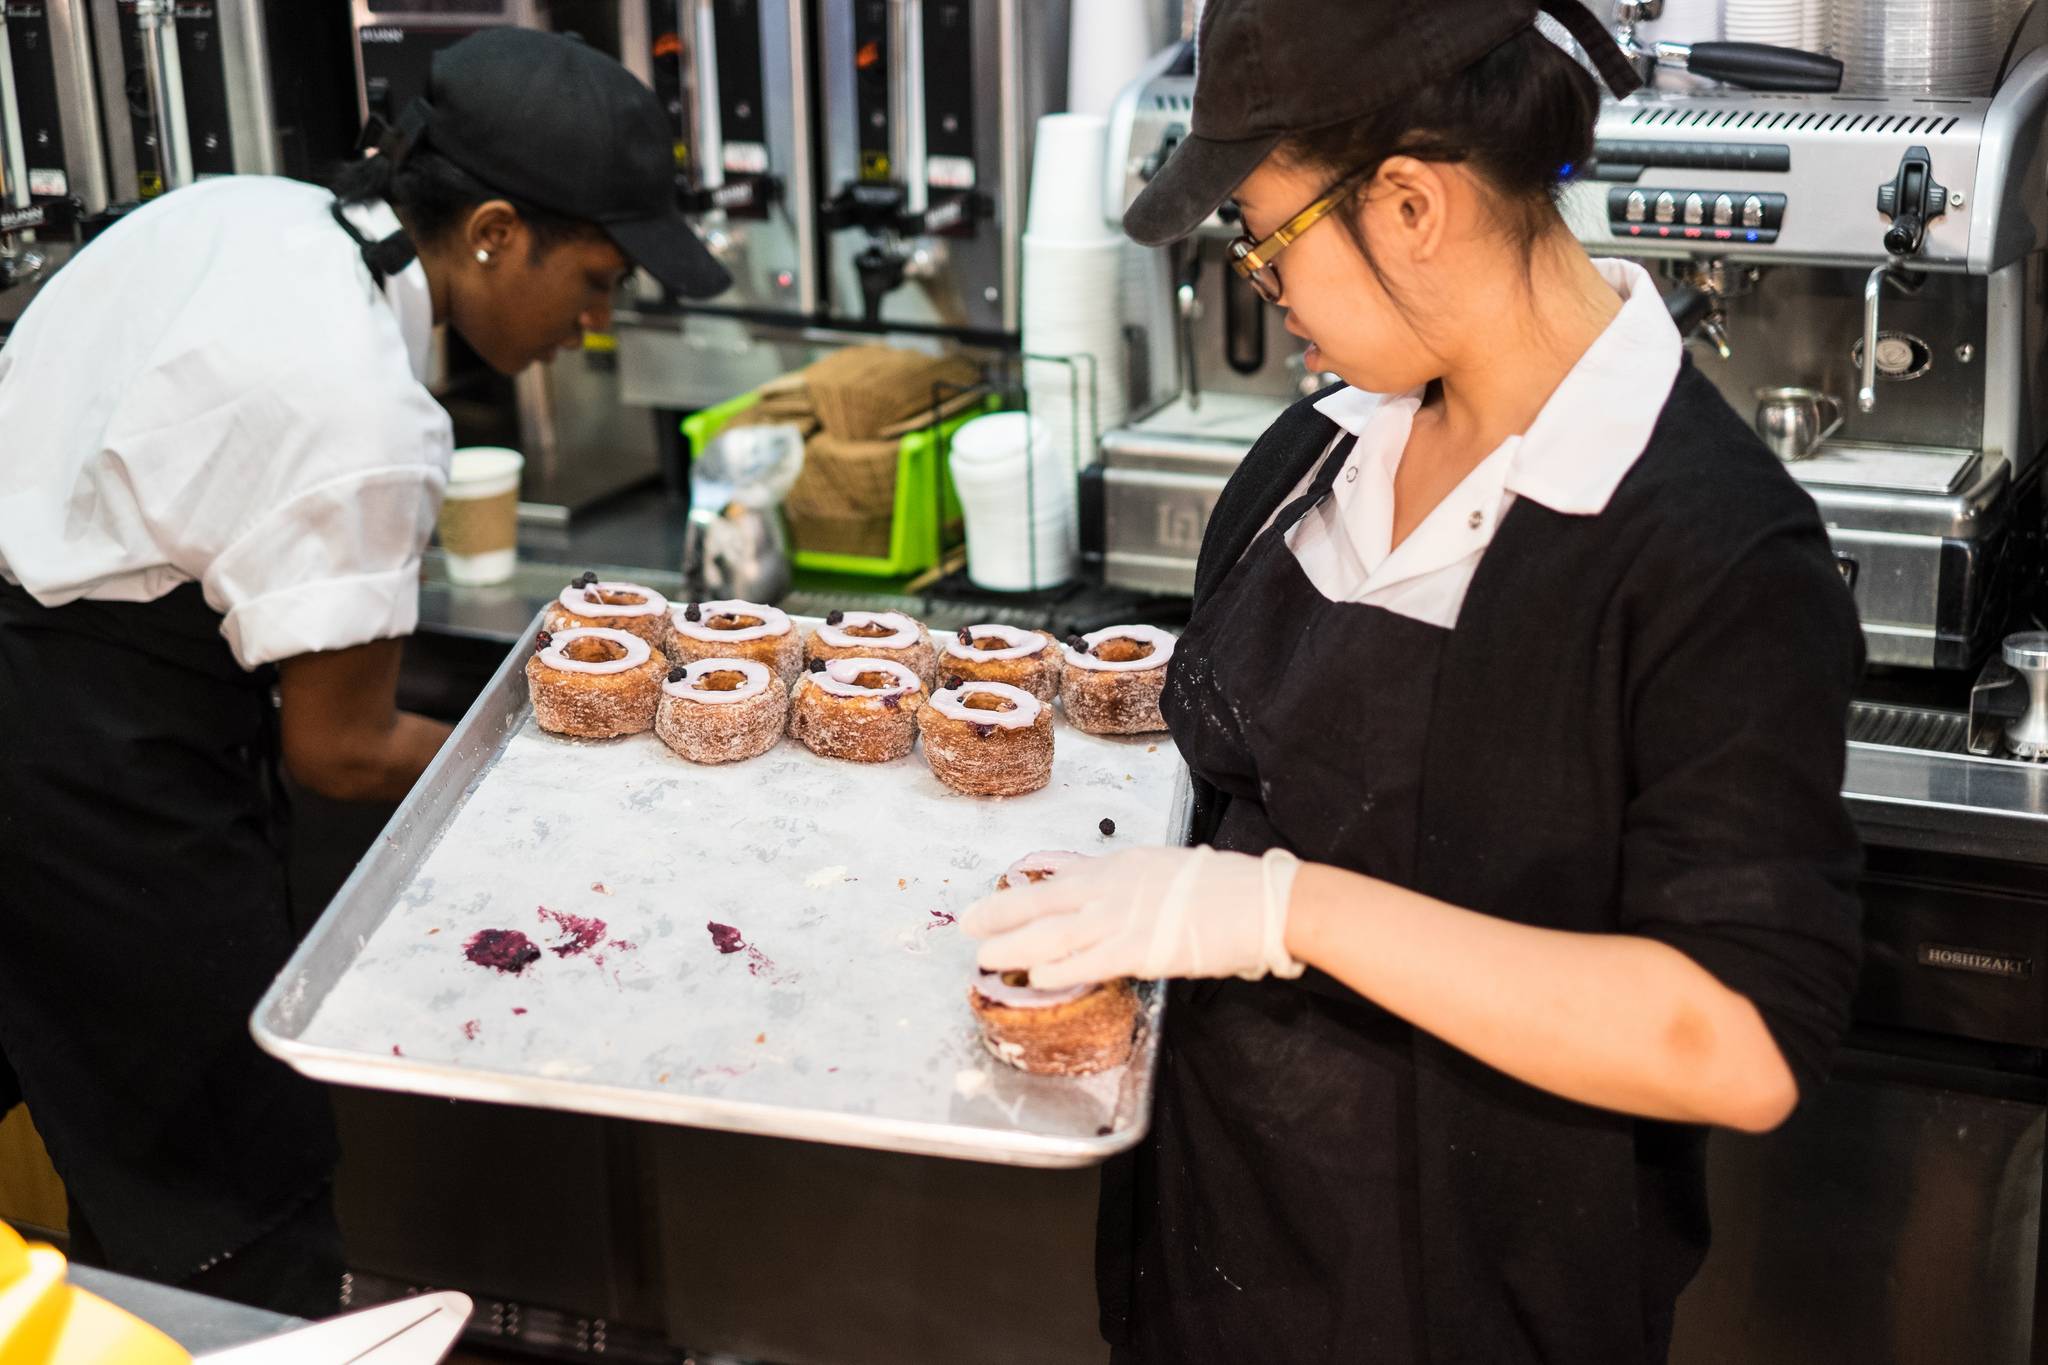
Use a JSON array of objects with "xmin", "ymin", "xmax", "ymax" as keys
[
  {"xmin": 90, "ymin": 0, "xmax": 286, "ymax": 198},
  {"xmin": 1561, "ymin": 34, "xmax": 2048, "ymax": 671},
  {"xmin": 615, "ymin": 1, "xmax": 1069, "ymax": 426},
  {"xmin": 812, "ymin": 0, "xmax": 1067, "ymax": 337},
  {"xmin": 1, "ymin": 0, "xmax": 109, "ymax": 325},
  {"xmin": 1079, "ymin": 39, "xmax": 1311, "ymax": 596}
]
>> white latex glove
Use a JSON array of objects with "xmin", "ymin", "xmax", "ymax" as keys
[{"xmin": 962, "ymin": 845, "xmax": 1304, "ymax": 989}]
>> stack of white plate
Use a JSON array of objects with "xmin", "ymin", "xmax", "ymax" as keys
[
  {"xmin": 949, "ymin": 411, "xmax": 1078, "ymax": 592},
  {"xmin": 1723, "ymin": 0, "xmax": 1805, "ymax": 45},
  {"xmin": 1022, "ymin": 112, "xmax": 1128, "ymax": 478},
  {"xmin": 1826, "ymin": 0, "xmax": 2027, "ymax": 96}
]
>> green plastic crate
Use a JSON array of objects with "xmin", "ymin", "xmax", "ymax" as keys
[{"xmin": 681, "ymin": 391, "xmax": 999, "ymax": 578}]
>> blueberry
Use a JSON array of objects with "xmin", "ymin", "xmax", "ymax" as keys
[
  {"xmin": 667, "ymin": 665, "xmax": 686, "ymax": 683},
  {"xmin": 942, "ymin": 675, "xmax": 962, "ymax": 691},
  {"xmin": 684, "ymin": 602, "xmax": 702, "ymax": 622},
  {"xmin": 973, "ymin": 723, "xmax": 994, "ymax": 739},
  {"xmin": 826, "ymin": 609, "xmax": 845, "ymax": 626},
  {"xmin": 807, "ymin": 658, "xmax": 826, "ymax": 674},
  {"xmin": 534, "ymin": 630, "xmax": 552, "ymax": 651},
  {"xmin": 882, "ymin": 693, "xmax": 901, "ymax": 711},
  {"xmin": 957, "ymin": 625, "xmax": 973, "ymax": 645},
  {"xmin": 1099, "ymin": 817, "xmax": 1117, "ymax": 837},
  {"xmin": 1067, "ymin": 634, "xmax": 1089, "ymax": 654},
  {"xmin": 577, "ymin": 571, "xmax": 598, "ymax": 587}
]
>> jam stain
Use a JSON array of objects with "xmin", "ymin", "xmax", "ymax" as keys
[
  {"xmin": 538, "ymin": 905, "xmax": 607, "ymax": 958},
  {"xmin": 465, "ymin": 929, "xmax": 542, "ymax": 974},
  {"xmin": 927, "ymin": 909, "xmax": 957, "ymax": 930},
  {"xmin": 709, "ymin": 922, "xmax": 797, "ymax": 983},
  {"xmin": 462, "ymin": 1019, "xmax": 481, "ymax": 1042},
  {"xmin": 511, "ymin": 1007, "xmax": 528, "ymax": 1016}
]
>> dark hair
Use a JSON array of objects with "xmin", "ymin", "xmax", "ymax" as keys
[
  {"xmin": 1280, "ymin": 27, "xmax": 1599, "ymax": 267},
  {"xmin": 330, "ymin": 146, "xmax": 596, "ymax": 255}
]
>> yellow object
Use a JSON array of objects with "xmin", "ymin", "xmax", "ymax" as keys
[{"xmin": 0, "ymin": 1224, "xmax": 189, "ymax": 1365}]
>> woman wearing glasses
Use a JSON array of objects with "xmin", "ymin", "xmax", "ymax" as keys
[{"xmin": 965, "ymin": 1, "xmax": 1862, "ymax": 1362}]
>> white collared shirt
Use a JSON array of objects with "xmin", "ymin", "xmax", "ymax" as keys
[
  {"xmin": 1266, "ymin": 258, "xmax": 1682, "ymax": 629},
  {"xmin": 0, "ymin": 176, "xmax": 452, "ymax": 669}
]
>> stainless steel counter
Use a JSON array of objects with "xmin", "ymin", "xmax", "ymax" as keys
[
  {"xmin": 66, "ymin": 1264, "xmax": 300, "ymax": 1355},
  {"xmin": 1843, "ymin": 743, "xmax": 2048, "ymax": 864}
]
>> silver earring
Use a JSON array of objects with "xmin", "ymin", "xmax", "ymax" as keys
[{"xmin": 475, "ymin": 249, "xmax": 490, "ymax": 264}]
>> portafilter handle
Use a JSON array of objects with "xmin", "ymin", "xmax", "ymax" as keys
[{"xmin": 1652, "ymin": 40, "xmax": 1844, "ymax": 93}]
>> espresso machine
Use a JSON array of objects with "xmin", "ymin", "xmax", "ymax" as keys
[
  {"xmin": 1561, "ymin": 29, "xmax": 2048, "ymax": 674},
  {"xmin": 1080, "ymin": 38, "xmax": 1309, "ymax": 596},
  {"xmin": 1554, "ymin": 13, "xmax": 2048, "ymax": 1361}
]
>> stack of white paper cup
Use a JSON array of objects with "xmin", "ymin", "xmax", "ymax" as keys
[
  {"xmin": 437, "ymin": 447, "xmax": 524, "ymax": 586},
  {"xmin": 1067, "ymin": 0, "xmax": 1156, "ymax": 118},
  {"xmin": 1024, "ymin": 113, "xmax": 1127, "ymax": 477},
  {"xmin": 949, "ymin": 411, "xmax": 1077, "ymax": 592}
]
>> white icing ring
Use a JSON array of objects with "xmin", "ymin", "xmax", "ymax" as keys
[
  {"xmin": 817, "ymin": 610, "xmax": 921, "ymax": 651},
  {"xmin": 999, "ymin": 850, "xmax": 1088, "ymax": 887},
  {"xmin": 663, "ymin": 657, "xmax": 773, "ymax": 705},
  {"xmin": 557, "ymin": 580, "xmax": 668, "ymax": 619},
  {"xmin": 941, "ymin": 623, "xmax": 1049, "ymax": 663},
  {"xmin": 929, "ymin": 681, "xmax": 1043, "ymax": 729},
  {"xmin": 810, "ymin": 657, "xmax": 922, "ymax": 699},
  {"xmin": 536, "ymin": 627, "xmax": 652, "ymax": 676},
  {"xmin": 1064, "ymin": 624, "xmax": 1177, "ymax": 673},
  {"xmin": 672, "ymin": 599, "xmax": 791, "ymax": 645},
  {"xmin": 973, "ymin": 969, "xmax": 1093, "ymax": 1009}
]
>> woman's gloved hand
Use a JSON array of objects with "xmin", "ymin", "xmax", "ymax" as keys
[{"xmin": 961, "ymin": 845, "xmax": 1305, "ymax": 989}]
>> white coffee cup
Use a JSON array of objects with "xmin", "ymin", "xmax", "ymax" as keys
[{"xmin": 439, "ymin": 447, "xmax": 524, "ymax": 586}]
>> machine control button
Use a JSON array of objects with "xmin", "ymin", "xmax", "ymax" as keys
[
  {"xmin": 1742, "ymin": 195, "xmax": 1766, "ymax": 228},
  {"xmin": 1625, "ymin": 190, "xmax": 1648, "ymax": 223},
  {"xmin": 1684, "ymin": 193, "xmax": 1706, "ymax": 225},
  {"xmin": 1713, "ymin": 194, "xmax": 1735, "ymax": 226},
  {"xmin": 1654, "ymin": 192, "xmax": 1678, "ymax": 224}
]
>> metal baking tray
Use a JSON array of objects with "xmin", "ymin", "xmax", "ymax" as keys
[{"xmin": 253, "ymin": 616, "xmax": 1189, "ymax": 1168}]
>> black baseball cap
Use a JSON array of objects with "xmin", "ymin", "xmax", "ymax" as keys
[
  {"xmin": 390, "ymin": 28, "xmax": 730, "ymax": 299},
  {"xmin": 1124, "ymin": 0, "xmax": 1643, "ymax": 246}
]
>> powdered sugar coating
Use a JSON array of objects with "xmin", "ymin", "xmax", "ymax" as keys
[
  {"xmin": 536, "ymin": 628, "xmax": 652, "ymax": 676},
  {"xmin": 663, "ymin": 658, "xmax": 773, "ymax": 705},
  {"xmin": 927, "ymin": 681, "xmax": 1042, "ymax": 729}
]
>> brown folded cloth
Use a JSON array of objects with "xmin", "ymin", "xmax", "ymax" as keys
[{"xmin": 803, "ymin": 345, "xmax": 982, "ymax": 442}]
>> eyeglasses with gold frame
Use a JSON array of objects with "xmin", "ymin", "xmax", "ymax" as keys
[{"xmin": 1226, "ymin": 167, "xmax": 1374, "ymax": 305}]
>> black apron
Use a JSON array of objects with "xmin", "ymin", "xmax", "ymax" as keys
[
  {"xmin": 0, "ymin": 202, "xmax": 414, "ymax": 1282},
  {"xmin": 0, "ymin": 581, "xmax": 337, "ymax": 1279},
  {"xmin": 1101, "ymin": 432, "xmax": 1448, "ymax": 1363}
]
